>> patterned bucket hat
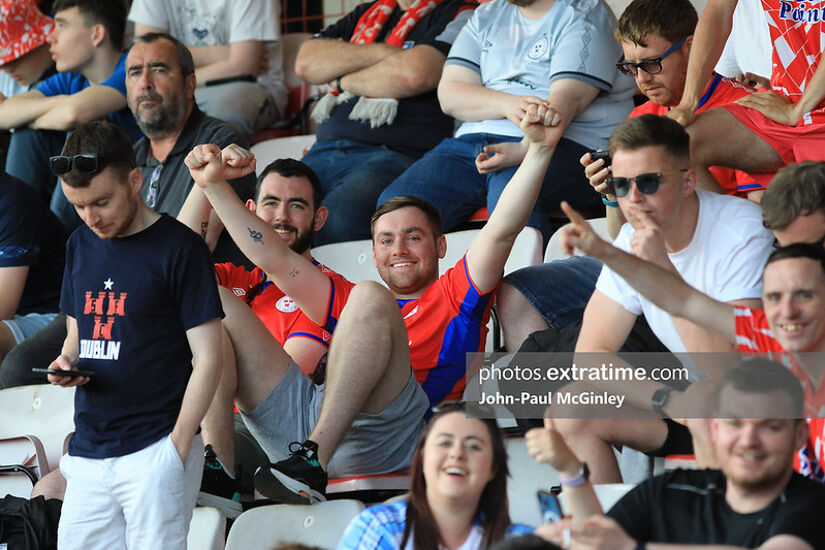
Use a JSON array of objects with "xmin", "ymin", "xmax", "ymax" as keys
[{"xmin": 0, "ymin": 0, "xmax": 54, "ymax": 66}]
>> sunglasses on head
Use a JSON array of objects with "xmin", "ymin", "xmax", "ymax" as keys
[
  {"xmin": 616, "ymin": 36, "xmax": 689, "ymax": 77},
  {"xmin": 49, "ymin": 153, "xmax": 104, "ymax": 177},
  {"xmin": 606, "ymin": 169, "xmax": 687, "ymax": 198}
]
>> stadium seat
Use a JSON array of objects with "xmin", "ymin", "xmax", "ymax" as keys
[
  {"xmin": 544, "ymin": 217, "xmax": 611, "ymax": 263},
  {"xmin": 0, "ymin": 435, "xmax": 49, "ymax": 498},
  {"xmin": 250, "ymin": 134, "xmax": 317, "ymax": 168},
  {"xmin": 224, "ymin": 499, "xmax": 365, "ymax": 550},
  {"xmin": 188, "ymin": 506, "xmax": 226, "ymax": 550}
]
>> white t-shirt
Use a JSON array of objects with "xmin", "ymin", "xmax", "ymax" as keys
[
  {"xmin": 445, "ymin": 0, "xmax": 634, "ymax": 149},
  {"xmin": 128, "ymin": 0, "xmax": 286, "ymax": 113},
  {"xmin": 596, "ymin": 189, "xmax": 773, "ymax": 353},
  {"xmin": 714, "ymin": 0, "xmax": 772, "ymax": 80}
]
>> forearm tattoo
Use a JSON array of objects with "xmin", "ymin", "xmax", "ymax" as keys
[{"xmin": 248, "ymin": 227, "xmax": 264, "ymax": 243}]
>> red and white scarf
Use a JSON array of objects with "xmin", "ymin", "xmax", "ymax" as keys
[{"xmin": 312, "ymin": 0, "xmax": 444, "ymax": 128}]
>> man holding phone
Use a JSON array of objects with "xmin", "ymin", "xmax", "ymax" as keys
[{"xmin": 46, "ymin": 121, "xmax": 223, "ymax": 549}]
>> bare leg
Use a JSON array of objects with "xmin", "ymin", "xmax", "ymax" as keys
[
  {"xmin": 308, "ymin": 281, "xmax": 413, "ymax": 469},
  {"xmin": 31, "ymin": 469, "xmax": 66, "ymax": 500},
  {"xmin": 199, "ymin": 326, "xmax": 237, "ymax": 474},
  {"xmin": 498, "ymin": 282, "xmax": 550, "ymax": 353},
  {"xmin": 687, "ymin": 108, "xmax": 784, "ymax": 191}
]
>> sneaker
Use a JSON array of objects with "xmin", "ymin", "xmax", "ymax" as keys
[
  {"xmin": 197, "ymin": 444, "xmax": 243, "ymax": 518},
  {"xmin": 253, "ymin": 440, "xmax": 327, "ymax": 504}
]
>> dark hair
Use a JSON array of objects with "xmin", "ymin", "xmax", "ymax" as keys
[
  {"xmin": 762, "ymin": 162, "xmax": 825, "ymax": 231},
  {"xmin": 60, "ymin": 121, "xmax": 136, "ymax": 188},
  {"xmin": 255, "ymin": 158, "xmax": 322, "ymax": 208},
  {"xmin": 615, "ymin": 0, "xmax": 697, "ymax": 46},
  {"xmin": 716, "ymin": 359, "xmax": 804, "ymax": 418},
  {"xmin": 608, "ymin": 114, "xmax": 690, "ymax": 164},
  {"xmin": 132, "ymin": 32, "xmax": 195, "ymax": 77},
  {"xmin": 402, "ymin": 403, "xmax": 511, "ymax": 550},
  {"xmin": 766, "ymin": 242, "xmax": 825, "ymax": 276},
  {"xmin": 488, "ymin": 534, "xmax": 563, "ymax": 550},
  {"xmin": 371, "ymin": 196, "xmax": 443, "ymax": 240},
  {"xmin": 52, "ymin": 0, "xmax": 127, "ymax": 50}
]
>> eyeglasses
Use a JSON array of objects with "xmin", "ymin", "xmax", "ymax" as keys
[
  {"xmin": 606, "ymin": 170, "xmax": 687, "ymax": 198},
  {"xmin": 49, "ymin": 153, "xmax": 104, "ymax": 177},
  {"xmin": 772, "ymin": 233, "xmax": 825, "ymax": 249},
  {"xmin": 616, "ymin": 36, "xmax": 689, "ymax": 76}
]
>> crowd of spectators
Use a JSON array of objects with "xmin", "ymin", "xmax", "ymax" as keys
[{"xmin": 3, "ymin": 0, "xmax": 825, "ymax": 548}]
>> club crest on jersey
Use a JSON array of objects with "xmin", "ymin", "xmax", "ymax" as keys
[
  {"xmin": 528, "ymin": 35, "xmax": 548, "ymax": 60},
  {"xmin": 277, "ymin": 295, "xmax": 299, "ymax": 313}
]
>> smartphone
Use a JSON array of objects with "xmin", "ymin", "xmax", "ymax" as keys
[
  {"xmin": 32, "ymin": 367, "xmax": 95, "ymax": 378},
  {"xmin": 590, "ymin": 150, "xmax": 611, "ymax": 166},
  {"xmin": 537, "ymin": 489, "xmax": 564, "ymax": 523}
]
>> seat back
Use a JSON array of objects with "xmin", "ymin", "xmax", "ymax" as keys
[
  {"xmin": 224, "ymin": 499, "xmax": 365, "ymax": 550},
  {"xmin": 250, "ymin": 135, "xmax": 317, "ymax": 168},
  {"xmin": 0, "ymin": 435, "xmax": 49, "ymax": 498},
  {"xmin": 188, "ymin": 506, "xmax": 226, "ymax": 550},
  {"xmin": 544, "ymin": 218, "xmax": 610, "ymax": 263}
]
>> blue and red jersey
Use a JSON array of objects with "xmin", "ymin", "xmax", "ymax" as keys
[{"xmin": 399, "ymin": 256, "xmax": 496, "ymax": 406}]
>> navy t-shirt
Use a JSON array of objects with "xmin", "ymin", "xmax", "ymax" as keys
[
  {"xmin": 314, "ymin": 0, "xmax": 476, "ymax": 157},
  {"xmin": 61, "ymin": 214, "xmax": 223, "ymax": 458},
  {"xmin": 0, "ymin": 172, "xmax": 65, "ymax": 315}
]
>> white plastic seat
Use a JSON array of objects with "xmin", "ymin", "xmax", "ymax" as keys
[
  {"xmin": 544, "ymin": 218, "xmax": 610, "ymax": 263},
  {"xmin": 224, "ymin": 499, "xmax": 365, "ymax": 550},
  {"xmin": 250, "ymin": 135, "xmax": 317, "ymax": 172},
  {"xmin": 188, "ymin": 506, "xmax": 226, "ymax": 550},
  {"xmin": 0, "ymin": 435, "xmax": 49, "ymax": 498}
]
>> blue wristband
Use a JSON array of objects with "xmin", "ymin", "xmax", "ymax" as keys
[{"xmin": 602, "ymin": 196, "xmax": 618, "ymax": 208}]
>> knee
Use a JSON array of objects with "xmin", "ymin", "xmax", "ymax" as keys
[
  {"xmin": 31, "ymin": 469, "xmax": 67, "ymax": 500},
  {"xmin": 342, "ymin": 281, "xmax": 401, "ymax": 325}
]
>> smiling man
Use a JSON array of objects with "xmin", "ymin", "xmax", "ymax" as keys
[
  {"xmin": 186, "ymin": 102, "xmax": 565, "ymax": 504},
  {"xmin": 531, "ymin": 360, "xmax": 825, "ymax": 550}
]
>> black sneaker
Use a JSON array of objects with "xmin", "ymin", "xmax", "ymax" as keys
[
  {"xmin": 253, "ymin": 440, "xmax": 327, "ymax": 504},
  {"xmin": 197, "ymin": 444, "xmax": 243, "ymax": 518}
]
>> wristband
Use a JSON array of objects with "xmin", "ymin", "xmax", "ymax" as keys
[
  {"xmin": 335, "ymin": 77, "xmax": 344, "ymax": 94},
  {"xmin": 635, "ymin": 542, "xmax": 647, "ymax": 550},
  {"xmin": 559, "ymin": 462, "xmax": 589, "ymax": 488},
  {"xmin": 601, "ymin": 195, "xmax": 618, "ymax": 208}
]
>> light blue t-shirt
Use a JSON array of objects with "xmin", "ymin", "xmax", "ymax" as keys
[
  {"xmin": 445, "ymin": 0, "xmax": 634, "ymax": 149},
  {"xmin": 36, "ymin": 51, "xmax": 142, "ymax": 141}
]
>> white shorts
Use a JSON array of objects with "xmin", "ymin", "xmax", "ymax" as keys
[{"xmin": 57, "ymin": 433, "xmax": 204, "ymax": 550}]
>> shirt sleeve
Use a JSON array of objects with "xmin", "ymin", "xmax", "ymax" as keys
[
  {"xmin": 37, "ymin": 72, "xmax": 84, "ymax": 97},
  {"xmin": 172, "ymin": 235, "xmax": 224, "ymax": 330},
  {"xmin": 415, "ymin": 0, "xmax": 477, "ymax": 55},
  {"xmin": 595, "ymin": 226, "xmax": 643, "ymax": 315},
  {"xmin": 444, "ymin": 7, "xmax": 482, "ymax": 73},
  {"xmin": 227, "ymin": 0, "xmax": 279, "ymax": 42},
  {"xmin": 337, "ymin": 507, "xmax": 402, "ymax": 550},
  {"xmin": 547, "ymin": 2, "xmax": 620, "ymax": 91},
  {"xmin": 128, "ymin": 0, "xmax": 171, "ymax": 29},
  {"xmin": 99, "ymin": 53, "xmax": 129, "ymax": 98},
  {"xmin": 0, "ymin": 189, "xmax": 41, "ymax": 268}
]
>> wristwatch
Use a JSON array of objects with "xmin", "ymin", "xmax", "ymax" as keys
[
  {"xmin": 559, "ymin": 462, "xmax": 590, "ymax": 488},
  {"xmin": 651, "ymin": 385, "xmax": 675, "ymax": 417}
]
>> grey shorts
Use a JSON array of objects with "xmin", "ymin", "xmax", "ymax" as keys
[
  {"xmin": 2, "ymin": 312, "xmax": 58, "ymax": 344},
  {"xmin": 241, "ymin": 360, "xmax": 428, "ymax": 478}
]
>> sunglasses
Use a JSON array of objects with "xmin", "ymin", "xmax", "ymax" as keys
[
  {"xmin": 49, "ymin": 153, "xmax": 104, "ymax": 177},
  {"xmin": 772, "ymin": 234, "xmax": 825, "ymax": 250},
  {"xmin": 616, "ymin": 36, "xmax": 689, "ymax": 77},
  {"xmin": 606, "ymin": 170, "xmax": 687, "ymax": 198}
]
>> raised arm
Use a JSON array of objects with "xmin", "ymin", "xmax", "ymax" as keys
[
  {"xmin": 560, "ymin": 202, "xmax": 736, "ymax": 343},
  {"xmin": 294, "ymin": 38, "xmax": 399, "ymax": 85},
  {"xmin": 464, "ymin": 104, "xmax": 560, "ymax": 293},
  {"xmin": 184, "ymin": 144, "xmax": 333, "ymax": 325},
  {"xmin": 668, "ymin": 0, "xmax": 738, "ymax": 126}
]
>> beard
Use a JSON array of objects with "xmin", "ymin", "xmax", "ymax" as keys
[
  {"xmin": 273, "ymin": 222, "xmax": 315, "ymax": 255},
  {"xmin": 130, "ymin": 91, "xmax": 186, "ymax": 137}
]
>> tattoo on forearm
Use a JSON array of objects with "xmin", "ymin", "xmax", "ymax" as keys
[
  {"xmin": 200, "ymin": 222, "xmax": 208, "ymax": 240},
  {"xmin": 248, "ymin": 227, "xmax": 264, "ymax": 243},
  {"xmin": 289, "ymin": 267, "xmax": 299, "ymax": 278}
]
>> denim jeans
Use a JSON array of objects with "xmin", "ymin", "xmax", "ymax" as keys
[
  {"xmin": 301, "ymin": 139, "xmax": 417, "ymax": 245},
  {"xmin": 503, "ymin": 255, "xmax": 603, "ymax": 328},
  {"xmin": 378, "ymin": 133, "xmax": 601, "ymax": 243}
]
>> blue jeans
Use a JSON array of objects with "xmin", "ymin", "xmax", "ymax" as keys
[
  {"xmin": 503, "ymin": 255, "xmax": 603, "ymax": 328},
  {"xmin": 301, "ymin": 139, "xmax": 417, "ymax": 245},
  {"xmin": 378, "ymin": 133, "xmax": 601, "ymax": 243}
]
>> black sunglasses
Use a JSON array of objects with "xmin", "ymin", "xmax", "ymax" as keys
[
  {"xmin": 773, "ymin": 234, "xmax": 825, "ymax": 250},
  {"xmin": 49, "ymin": 153, "xmax": 104, "ymax": 177},
  {"xmin": 606, "ymin": 170, "xmax": 687, "ymax": 198},
  {"xmin": 616, "ymin": 36, "xmax": 689, "ymax": 77}
]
